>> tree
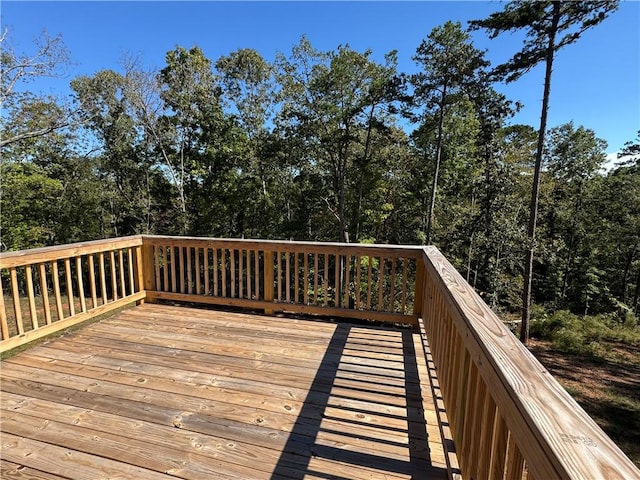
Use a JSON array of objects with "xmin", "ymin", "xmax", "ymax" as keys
[
  {"xmin": 410, "ymin": 21, "xmax": 489, "ymax": 245},
  {"xmin": 0, "ymin": 29, "xmax": 75, "ymax": 148},
  {"xmin": 275, "ymin": 37, "xmax": 401, "ymax": 242},
  {"xmin": 470, "ymin": 0, "xmax": 620, "ymax": 343}
]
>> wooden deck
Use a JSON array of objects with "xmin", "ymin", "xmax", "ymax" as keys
[{"xmin": 0, "ymin": 303, "xmax": 450, "ymax": 479}]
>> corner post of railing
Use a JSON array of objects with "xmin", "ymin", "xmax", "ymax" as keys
[
  {"xmin": 138, "ymin": 238, "xmax": 156, "ymax": 303},
  {"xmin": 413, "ymin": 251, "xmax": 426, "ymax": 317},
  {"xmin": 264, "ymin": 250, "xmax": 275, "ymax": 315}
]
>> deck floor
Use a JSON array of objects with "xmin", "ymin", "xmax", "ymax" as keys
[{"xmin": 1, "ymin": 303, "xmax": 449, "ymax": 479}]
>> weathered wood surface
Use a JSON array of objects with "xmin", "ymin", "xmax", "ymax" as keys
[
  {"xmin": 422, "ymin": 246, "xmax": 640, "ymax": 480},
  {"xmin": 0, "ymin": 303, "xmax": 449, "ymax": 480}
]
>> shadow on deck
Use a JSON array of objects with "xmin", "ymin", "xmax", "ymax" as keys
[{"xmin": 0, "ymin": 303, "xmax": 450, "ymax": 479}]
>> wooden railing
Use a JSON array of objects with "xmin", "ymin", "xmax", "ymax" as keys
[
  {"xmin": 142, "ymin": 235, "xmax": 422, "ymax": 324},
  {"xmin": 0, "ymin": 236, "xmax": 147, "ymax": 353},
  {"xmin": 420, "ymin": 246, "xmax": 639, "ymax": 480},
  {"xmin": 0, "ymin": 235, "xmax": 638, "ymax": 479}
]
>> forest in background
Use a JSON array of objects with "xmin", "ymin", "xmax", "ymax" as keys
[{"xmin": 2, "ymin": 6, "xmax": 639, "ymax": 331}]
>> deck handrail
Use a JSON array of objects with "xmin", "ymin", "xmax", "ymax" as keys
[
  {"xmin": 1, "ymin": 235, "xmax": 639, "ymax": 479},
  {"xmin": 420, "ymin": 246, "xmax": 640, "ymax": 479}
]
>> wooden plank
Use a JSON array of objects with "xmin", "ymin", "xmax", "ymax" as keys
[
  {"xmin": 294, "ymin": 251, "xmax": 299, "ymax": 303},
  {"xmin": 355, "ymin": 255, "xmax": 361, "ymax": 309},
  {"xmin": 390, "ymin": 256, "xmax": 396, "ymax": 312},
  {"xmin": 204, "ymin": 247, "xmax": 210, "ymax": 295},
  {"xmin": 25, "ymin": 265, "xmax": 38, "ymax": 329},
  {"xmin": 504, "ymin": 433, "xmax": 525, "ymax": 480},
  {"xmin": 246, "ymin": 250, "xmax": 251, "ymax": 300},
  {"xmin": 322, "ymin": 254, "xmax": 328, "ymax": 307},
  {"xmin": 253, "ymin": 250, "xmax": 260, "ymax": 300},
  {"xmin": 87, "ymin": 254, "xmax": 97, "ymax": 309},
  {"xmin": 401, "ymin": 257, "xmax": 408, "ymax": 313},
  {"xmin": 213, "ymin": 248, "xmax": 219, "ymax": 296},
  {"xmin": 162, "ymin": 246, "xmax": 169, "ymax": 293},
  {"xmin": 413, "ymin": 257, "xmax": 425, "ymax": 315},
  {"xmin": 178, "ymin": 246, "xmax": 185, "ymax": 294},
  {"xmin": 0, "ymin": 276, "xmax": 9, "ymax": 339},
  {"xmin": 0, "ymin": 236, "xmax": 144, "ymax": 269},
  {"xmin": 303, "ymin": 252, "xmax": 309, "ymax": 305},
  {"xmin": 118, "ymin": 249, "xmax": 126, "ymax": 298},
  {"xmin": 334, "ymin": 254, "xmax": 340, "ymax": 308},
  {"xmin": 344, "ymin": 254, "xmax": 350, "ymax": 308},
  {"xmin": 276, "ymin": 251, "xmax": 282, "ymax": 301},
  {"xmin": 221, "ymin": 248, "xmax": 227, "ymax": 297},
  {"xmin": 99, "ymin": 253, "xmax": 108, "ymax": 304},
  {"xmin": 140, "ymin": 235, "xmax": 423, "ymax": 259},
  {"xmin": 51, "ymin": 261, "xmax": 64, "ymax": 321},
  {"xmin": 313, "ymin": 252, "xmax": 319, "ymax": 305},
  {"xmin": 378, "ymin": 257, "xmax": 384, "ymax": 311},
  {"xmin": 10, "ymin": 268, "xmax": 25, "ymax": 334},
  {"xmin": 0, "ymin": 433, "xmax": 170, "ymax": 480},
  {"xmin": 1, "ymin": 460, "xmax": 69, "ymax": 480},
  {"xmin": 230, "ymin": 248, "xmax": 236, "ymax": 298},
  {"xmin": 76, "ymin": 257, "xmax": 87, "ymax": 313},
  {"xmin": 127, "ymin": 248, "xmax": 135, "ymax": 296},
  {"xmin": 285, "ymin": 251, "xmax": 290, "ymax": 303},
  {"xmin": 108, "ymin": 251, "xmax": 117, "ymax": 302},
  {"xmin": 367, "ymin": 256, "xmax": 372, "ymax": 309},
  {"xmin": 489, "ymin": 411, "xmax": 509, "ymax": 480},
  {"xmin": 195, "ymin": 247, "xmax": 202, "ymax": 295}
]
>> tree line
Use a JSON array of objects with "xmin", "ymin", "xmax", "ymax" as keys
[{"xmin": 2, "ymin": 2, "xmax": 638, "ymax": 331}]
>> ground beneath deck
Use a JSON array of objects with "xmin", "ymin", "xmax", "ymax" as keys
[{"xmin": 0, "ymin": 303, "xmax": 448, "ymax": 479}]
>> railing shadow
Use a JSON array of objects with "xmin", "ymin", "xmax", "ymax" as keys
[{"xmin": 270, "ymin": 321, "xmax": 448, "ymax": 479}]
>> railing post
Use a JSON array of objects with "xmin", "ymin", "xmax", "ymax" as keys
[
  {"xmin": 264, "ymin": 250, "xmax": 274, "ymax": 315},
  {"xmin": 136, "ymin": 242, "xmax": 156, "ymax": 304},
  {"xmin": 413, "ymin": 255, "xmax": 425, "ymax": 316}
]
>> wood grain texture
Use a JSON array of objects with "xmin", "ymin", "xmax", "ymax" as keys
[
  {"xmin": 422, "ymin": 246, "xmax": 640, "ymax": 479},
  {"xmin": 1, "ymin": 303, "xmax": 448, "ymax": 479}
]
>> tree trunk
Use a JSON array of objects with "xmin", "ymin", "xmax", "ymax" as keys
[
  {"xmin": 426, "ymin": 82, "xmax": 447, "ymax": 245},
  {"xmin": 521, "ymin": 1, "xmax": 561, "ymax": 344}
]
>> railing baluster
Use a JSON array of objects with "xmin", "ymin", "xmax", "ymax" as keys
[
  {"xmin": 221, "ymin": 248, "xmax": 227, "ymax": 297},
  {"xmin": 52, "ymin": 261, "xmax": 64, "ymax": 319},
  {"xmin": 390, "ymin": 256, "xmax": 396, "ymax": 312},
  {"xmin": 478, "ymin": 391, "xmax": 498, "ymax": 480},
  {"xmin": 294, "ymin": 252, "xmax": 299, "ymax": 303},
  {"xmin": 204, "ymin": 247, "xmax": 210, "ymax": 295},
  {"xmin": 65, "ymin": 258, "xmax": 76, "ymax": 315},
  {"xmin": 343, "ymin": 254, "xmax": 350, "ymax": 308},
  {"xmin": 303, "ymin": 253, "xmax": 309, "ymax": 305},
  {"xmin": 127, "ymin": 248, "xmax": 135, "ymax": 296},
  {"xmin": 178, "ymin": 246, "xmax": 185, "ymax": 294},
  {"xmin": 9, "ymin": 267, "xmax": 23, "ymax": 335},
  {"xmin": 118, "ymin": 250, "xmax": 126, "ymax": 299},
  {"xmin": 0, "ymin": 276, "xmax": 10, "ymax": 339},
  {"xmin": 246, "ymin": 250, "xmax": 251, "ymax": 300},
  {"xmin": 377, "ymin": 257, "xmax": 384, "ymax": 311},
  {"xmin": 195, "ymin": 247, "xmax": 202, "ymax": 295},
  {"xmin": 323, "ymin": 254, "xmax": 328, "ymax": 307},
  {"xmin": 355, "ymin": 255, "xmax": 361, "ymax": 309},
  {"xmin": 254, "ymin": 250, "xmax": 259, "ymax": 300},
  {"xmin": 401, "ymin": 257, "xmax": 408, "ymax": 313},
  {"xmin": 109, "ymin": 251, "xmax": 117, "ymax": 302},
  {"xmin": 366, "ymin": 256, "xmax": 372, "ymax": 309},
  {"xmin": 313, "ymin": 253, "xmax": 319, "ymax": 305},
  {"xmin": 276, "ymin": 251, "xmax": 281, "ymax": 302},
  {"xmin": 76, "ymin": 257, "xmax": 87, "ymax": 313},
  {"xmin": 88, "ymin": 255, "xmax": 98, "ymax": 309},
  {"xmin": 230, "ymin": 248, "xmax": 236, "ymax": 298},
  {"xmin": 489, "ymin": 411, "xmax": 508, "ymax": 480},
  {"xmin": 25, "ymin": 265, "xmax": 38, "ymax": 330},
  {"xmin": 334, "ymin": 254, "xmax": 340, "ymax": 308},
  {"xmin": 285, "ymin": 251, "xmax": 290, "ymax": 303},
  {"xmin": 504, "ymin": 432, "xmax": 525, "ymax": 480},
  {"xmin": 213, "ymin": 248, "xmax": 219, "ymax": 296},
  {"xmin": 98, "ymin": 254, "xmax": 107, "ymax": 304},
  {"xmin": 187, "ymin": 246, "xmax": 193, "ymax": 294}
]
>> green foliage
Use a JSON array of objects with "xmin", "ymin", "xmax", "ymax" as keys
[{"xmin": 531, "ymin": 307, "xmax": 640, "ymax": 358}]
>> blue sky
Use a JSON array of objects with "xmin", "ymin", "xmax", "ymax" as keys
[{"xmin": 3, "ymin": 1, "xmax": 639, "ymax": 155}]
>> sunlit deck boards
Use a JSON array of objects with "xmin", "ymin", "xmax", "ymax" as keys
[{"xmin": 0, "ymin": 303, "xmax": 449, "ymax": 479}]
